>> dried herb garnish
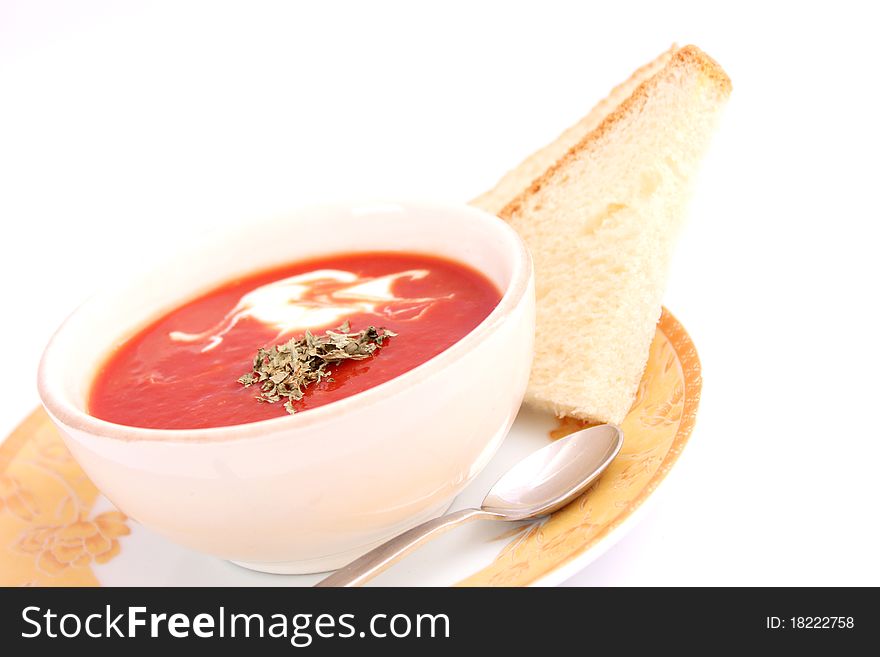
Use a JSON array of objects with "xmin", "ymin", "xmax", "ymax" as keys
[{"xmin": 237, "ymin": 321, "xmax": 397, "ymax": 414}]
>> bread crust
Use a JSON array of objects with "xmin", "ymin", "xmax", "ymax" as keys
[
  {"xmin": 471, "ymin": 44, "xmax": 679, "ymax": 214},
  {"xmin": 499, "ymin": 45, "xmax": 731, "ymax": 222}
]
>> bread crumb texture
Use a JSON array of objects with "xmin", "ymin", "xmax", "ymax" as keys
[{"xmin": 476, "ymin": 45, "xmax": 730, "ymax": 423}]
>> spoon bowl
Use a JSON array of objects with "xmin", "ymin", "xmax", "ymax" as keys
[{"xmin": 481, "ymin": 423, "xmax": 623, "ymax": 519}]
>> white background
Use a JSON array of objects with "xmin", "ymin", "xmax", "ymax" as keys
[{"xmin": 2, "ymin": 1, "xmax": 878, "ymax": 586}]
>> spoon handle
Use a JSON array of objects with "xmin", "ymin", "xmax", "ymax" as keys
[{"xmin": 314, "ymin": 508, "xmax": 498, "ymax": 587}]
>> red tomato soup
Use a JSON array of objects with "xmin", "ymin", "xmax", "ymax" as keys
[{"xmin": 88, "ymin": 252, "xmax": 502, "ymax": 430}]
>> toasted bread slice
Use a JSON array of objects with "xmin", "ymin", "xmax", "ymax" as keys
[{"xmin": 473, "ymin": 45, "xmax": 731, "ymax": 423}]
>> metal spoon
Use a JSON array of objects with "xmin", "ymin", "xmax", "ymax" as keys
[{"xmin": 315, "ymin": 423, "xmax": 623, "ymax": 587}]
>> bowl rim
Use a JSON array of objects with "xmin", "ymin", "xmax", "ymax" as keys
[{"xmin": 37, "ymin": 200, "xmax": 534, "ymax": 444}]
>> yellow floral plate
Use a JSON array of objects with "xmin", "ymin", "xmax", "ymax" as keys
[{"xmin": 0, "ymin": 309, "xmax": 699, "ymax": 587}]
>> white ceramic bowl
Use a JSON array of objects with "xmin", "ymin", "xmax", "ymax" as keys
[{"xmin": 38, "ymin": 200, "xmax": 535, "ymax": 573}]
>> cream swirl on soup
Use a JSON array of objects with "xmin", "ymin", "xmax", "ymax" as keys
[{"xmin": 169, "ymin": 269, "xmax": 450, "ymax": 352}]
